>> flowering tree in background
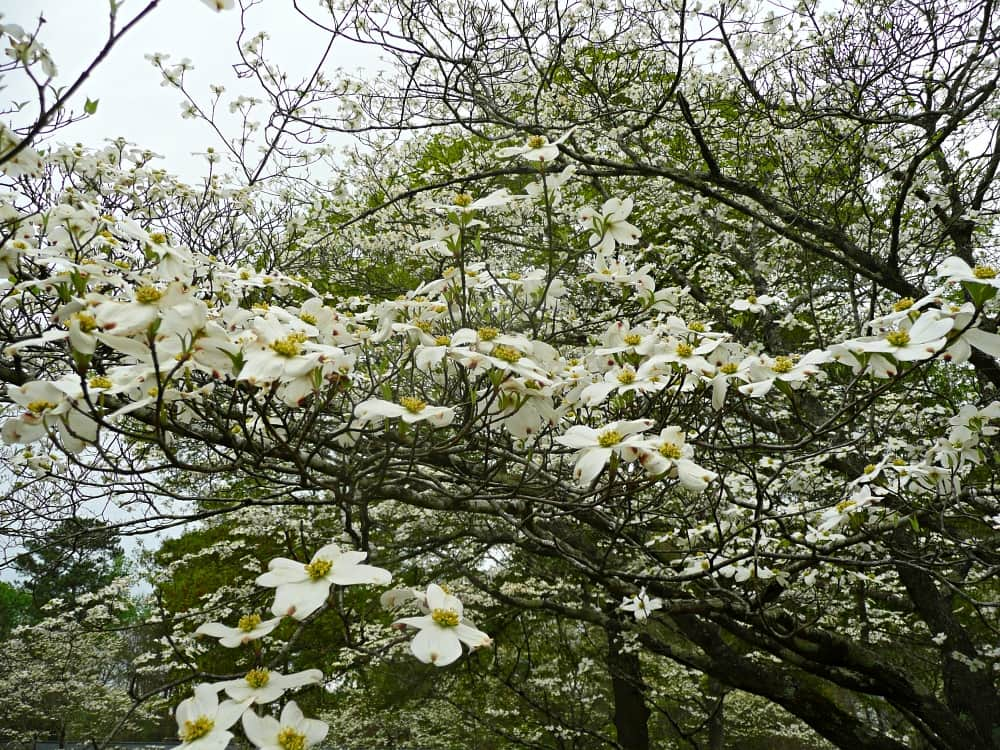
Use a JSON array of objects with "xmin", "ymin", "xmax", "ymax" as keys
[{"xmin": 2, "ymin": 0, "xmax": 1000, "ymax": 748}]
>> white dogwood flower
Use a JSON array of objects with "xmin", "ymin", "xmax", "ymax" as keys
[
  {"xmin": 394, "ymin": 584, "xmax": 492, "ymax": 666},
  {"xmin": 555, "ymin": 419, "xmax": 654, "ymax": 486},
  {"xmin": 496, "ymin": 131, "xmax": 571, "ymax": 162},
  {"xmin": 353, "ymin": 397, "xmax": 455, "ymax": 427},
  {"xmin": 257, "ymin": 543, "xmax": 391, "ymax": 620},
  {"xmin": 579, "ymin": 197, "xmax": 641, "ymax": 255},
  {"xmin": 175, "ymin": 684, "xmax": 246, "ymax": 750},
  {"xmin": 242, "ymin": 701, "xmax": 328, "ymax": 750},
  {"xmin": 213, "ymin": 668, "xmax": 323, "ymax": 705},
  {"xmin": 620, "ymin": 588, "xmax": 663, "ymax": 621},
  {"xmin": 195, "ymin": 613, "xmax": 283, "ymax": 647}
]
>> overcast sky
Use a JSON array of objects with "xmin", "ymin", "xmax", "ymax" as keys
[{"xmin": 2, "ymin": 0, "xmax": 381, "ymax": 181}]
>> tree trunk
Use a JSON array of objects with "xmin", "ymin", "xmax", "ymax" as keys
[{"xmin": 605, "ymin": 622, "xmax": 650, "ymax": 750}]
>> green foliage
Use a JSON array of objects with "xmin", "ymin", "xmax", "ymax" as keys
[{"xmin": 13, "ymin": 518, "xmax": 124, "ymax": 618}]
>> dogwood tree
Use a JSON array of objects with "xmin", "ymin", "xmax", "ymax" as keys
[{"xmin": 2, "ymin": 1, "xmax": 1000, "ymax": 749}]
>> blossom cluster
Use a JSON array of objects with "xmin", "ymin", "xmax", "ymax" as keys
[{"xmin": 178, "ymin": 543, "xmax": 490, "ymax": 749}]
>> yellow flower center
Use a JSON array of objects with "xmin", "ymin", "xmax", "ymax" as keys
[
  {"xmin": 150, "ymin": 232, "xmax": 168, "ymax": 245},
  {"xmin": 299, "ymin": 312, "xmax": 317, "ymax": 325},
  {"xmin": 238, "ymin": 613, "xmax": 262, "ymax": 632},
  {"xmin": 412, "ymin": 319, "xmax": 433, "ymax": 333},
  {"xmin": 432, "ymin": 608, "xmax": 460, "ymax": 627},
  {"xmin": 277, "ymin": 727, "xmax": 307, "ymax": 750},
  {"xmin": 893, "ymin": 297, "xmax": 914, "ymax": 312},
  {"xmin": 507, "ymin": 271, "xmax": 521, "ymax": 280},
  {"xmin": 492, "ymin": 344, "xmax": 522, "ymax": 363},
  {"xmin": 72, "ymin": 312, "xmax": 98, "ymax": 332},
  {"xmin": 886, "ymin": 331, "xmax": 910, "ymax": 347},
  {"xmin": 835, "ymin": 499, "xmax": 855, "ymax": 513},
  {"xmin": 772, "ymin": 356, "xmax": 794, "ymax": 374},
  {"xmin": 179, "ymin": 716, "xmax": 215, "ymax": 743},
  {"xmin": 434, "ymin": 335, "xmax": 451, "ymax": 346},
  {"xmin": 269, "ymin": 332, "xmax": 307, "ymax": 358},
  {"xmin": 746, "ymin": 295, "xmax": 757, "ymax": 304},
  {"xmin": 616, "ymin": 368, "xmax": 636, "ymax": 384},
  {"xmin": 623, "ymin": 333, "xmax": 642, "ymax": 346},
  {"xmin": 478, "ymin": 326, "xmax": 499, "ymax": 341},
  {"xmin": 135, "ymin": 285, "xmax": 163, "ymax": 304},
  {"xmin": 973, "ymin": 265, "xmax": 997, "ymax": 279},
  {"xmin": 400, "ymin": 396, "xmax": 426, "ymax": 413},
  {"xmin": 88, "ymin": 375, "xmax": 112, "ymax": 389},
  {"xmin": 26, "ymin": 400, "xmax": 57, "ymax": 414},
  {"xmin": 305, "ymin": 558, "xmax": 332, "ymax": 580},
  {"xmin": 658, "ymin": 442, "xmax": 682, "ymax": 459},
  {"xmin": 245, "ymin": 668, "xmax": 270, "ymax": 688},
  {"xmin": 863, "ymin": 463, "xmax": 877, "ymax": 474},
  {"xmin": 675, "ymin": 342, "xmax": 693, "ymax": 358},
  {"xmin": 453, "ymin": 193, "xmax": 473, "ymax": 207},
  {"xmin": 597, "ymin": 429, "xmax": 622, "ymax": 447},
  {"xmin": 720, "ymin": 362, "xmax": 739, "ymax": 375},
  {"xmin": 527, "ymin": 135, "xmax": 547, "ymax": 149},
  {"xmin": 688, "ymin": 321, "xmax": 706, "ymax": 332}
]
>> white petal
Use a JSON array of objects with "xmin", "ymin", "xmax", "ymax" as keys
[
  {"xmin": 410, "ymin": 626, "xmax": 462, "ymax": 666},
  {"xmin": 280, "ymin": 700, "xmax": 306, "ymax": 727},
  {"xmin": 271, "ymin": 580, "xmax": 330, "ymax": 620},
  {"xmin": 242, "ymin": 710, "xmax": 279, "ymax": 749},
  {"xmin": 330, "ymin": 562, "xmax": 392, "ymax": 586},
  {"xmin": 574, "ymin": 447, "xmax": 611, "ymax": 485},
  {"xmin": 301, "ymin": 717, "xmax": 329, "ymax": 746},
  {"xmin": 256, "ymin": 558, "xmax": 307, "ymax": 586}
]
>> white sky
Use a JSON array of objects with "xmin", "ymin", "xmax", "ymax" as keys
[{"xmin": 1, "ymin": 0, "xmax": 381, "ymax": 181}]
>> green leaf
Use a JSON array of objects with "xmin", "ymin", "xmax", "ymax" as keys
[
  {"xmin": 961, "ymin": 280, "xmax": 997, "ymax": 307},
  {"xmin": 84, "ymin": 98, "xmax": 99, "ymax": 115}
]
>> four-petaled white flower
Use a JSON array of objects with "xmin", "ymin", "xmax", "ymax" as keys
[
  {"xmin": 242, "ymin": 701, "xmax": 329, "ymax": 750},
  {"xmin": 394, "ymin": 584, "xmax": 492, "ymax": 666},
  {"xmin": 850, "ymin": 311, "xmax": 953, "ymax": 362},
  {"xmin": 353, "ymin": 397, "xmax": 455, "ymax": 427},
  {"xmin": 578, "ymin": 197, "xmax": 641, "ymax": 255},
  {"xmin": 937, "ymin": 256, "xmax": 1000, "ymax": 288},
  {"xmin": 174, "ymin": 684, "xmax": 247, "ymax": 750},
  {"xmin": 622, "ymin": 426, "xmax": 718, "ymax": 491},
  {"xmin": 730, "ymin": 293, "xmax": 781, "ymax": 314},
  {"xmin": 620, "ymin": 588, "xmax": 662, "ymax": 621},
  {"xmin": 496, "ymin": 131, "xmax": 572, "ymax": 162},
  {"xmin": 195, "ymin": 612, "xmax": 283, "ymax": 647},
  {"xmin": 256, "ymin": 543, "xmax": 392, "ymax": 620},
  {"xmin": 213, "ymin": 668, "xmax": 324, "ymax": 705},
  {"xmin": 554, "ymin": 419, "xmax": 654, "ymax": 486}
]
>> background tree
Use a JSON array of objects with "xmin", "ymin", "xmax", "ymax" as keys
[{"xmin": 12, "ymin": 517, "xmax": 124, "ymax": 615}]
